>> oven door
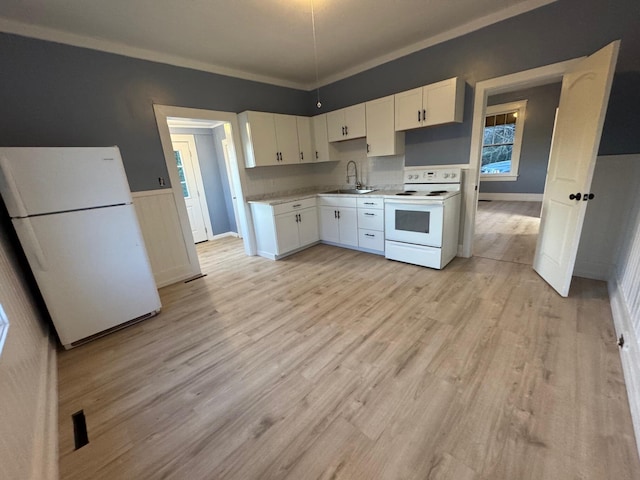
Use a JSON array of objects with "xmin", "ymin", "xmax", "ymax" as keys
[{"xmin": 384, "ymin": 200, "xmax": 444, "ymax": 247}]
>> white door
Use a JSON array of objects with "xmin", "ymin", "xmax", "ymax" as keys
[
  {"xmin": 533, "ymin": 41, "xmax": 620, "ymax": 297},
  {"xmin": 221, "ymin": 138, "xmax": 242, "ymax": 237},
  {"xmin": 171, "ymin": 135, "xmax": 210, "ymax": 243}
]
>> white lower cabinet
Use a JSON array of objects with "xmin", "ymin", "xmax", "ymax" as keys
[
  {"xmin": 356, "ymin": 196, "xmax": 384, "ymax": 254},
  {"xmin": 250, "ymin": 198, "xmax": 319, "ymax": 259},
  {"xmin": 318, "ymin": 196, "xmax": 358, "ymax": 247}
]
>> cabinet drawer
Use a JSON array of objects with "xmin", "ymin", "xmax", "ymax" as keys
[
  {"xmin": 317, "ymin": 195, "xmax": 358, "ymax": 208},
  {"xmin": 273, "ymin": 197, "xmax": 316, "ymax": 215},
  {"xmin": 358, "ymin": 229, "xmax": 384, "ymax": 252},
  {"xmin": 357, "ymin": 197, "xmax": 384, "ymax": 209},
  {"xmin": 358, "ymin": 208, "xmax": 384, "ymax": 230}
]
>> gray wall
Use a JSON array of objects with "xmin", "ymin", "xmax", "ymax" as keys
[
  {"xmin": 0, "ymin": 33, "xmax": 309, "ymax": 192},
  {"xmin": 480, "ymin": 83, "xmax": 562, "ymax": 194},
  {"xmin": 169, "ymin": 127, "xmax": 237, "ymax": 235},
  {"xmin": 313, "ymin": 0, "xmax": 640, "ymax": 160}
]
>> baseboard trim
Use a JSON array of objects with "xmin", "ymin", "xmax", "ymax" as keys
[
  {"xmin": 478, "ymin": 193, "xmax": 543, "ymax": 202},
  {"xmin": 30, "ymin": 333, "xmax": 58, "ymax": 480},
  {"xmin": 211, "ymin": 231, "xmax": 239, "ymax": 240},
  {"xmin": 609, "ymin": 277, "xmax": 640, "ymax": 462}
]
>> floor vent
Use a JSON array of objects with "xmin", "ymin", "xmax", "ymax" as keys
[
  {"xmin": 184, "ymin": 273, "xmax": 207, "ymax": 283},
  {"xmin": 72, "ymin": 410, "xmax": 89, "ymax": 450}
]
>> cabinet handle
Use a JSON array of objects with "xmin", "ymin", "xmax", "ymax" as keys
[
  {"xmin": 365, "ymin": 233, "xmax": 375, "ymax": 237},
  {"xmin": 423, "ymin": 109, "xmax": 426, "ymax": 121},
  {"xmin": 337, "ymin": 210, "xmax": 341, "ymax": 219},
  {"xmin": 334, "ymin": 210, "xmax": 337, "ymax": 219},
  {"xmin": 293, "ymin": 204, "xmax": 301, "ymax": 208},
  {"xmin": 315, "ymin": 151, "xmax": 319, "ymax": 159},
  {"xmin": 364, "ymin": 213, "xmax": 375, "ymax": 216},
  {"xmin": 345, "ymin": 125, "xmax": 348, "ymax": 136},
  {"xmin": 298, "ymin": 214, "xmax": 302, "ymax": 222},
  {"xmin": 300, "ymin": 152, "xmax": 304, "ymax": 160},
  {"xmin": 418, "ymin": 110, "xmax": 421, "ymax": 122},
  {"xmin": 342, "ymin": 126, "xmax": 345, "ymax": 136},
  {"xmin": 367, "ymin": 143, "xmax": 370, "ymax": 153},
  {"xmin": 364, "ymin": 202, "xmax": 375, "ymax": 205}
]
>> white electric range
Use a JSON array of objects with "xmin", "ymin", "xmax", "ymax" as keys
[{"xmin": 384, "ymin": 167, "xmax": 462, "ymax": 269}]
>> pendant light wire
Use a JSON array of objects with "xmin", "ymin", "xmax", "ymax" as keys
[{"xmin": 310, "ymin": 0, "xmax": 321, "ymax": 108}]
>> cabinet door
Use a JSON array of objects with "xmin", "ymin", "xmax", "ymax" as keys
[
  {"xmin": 394, "ymin": 87, "xmax": 423, "ymax": 131},
  {"xmin": 423, "ymin": 78, "xmax": 463, "ymax": 126},
  {"xmin": 312, "ymin": 114, "xmax": 331, "ymax": 162},
  {"xmin": 296, "ymin": 116, "xmax": 314, "ymax": 164},
  {"xmin": 274, "ymin": 211, "xmax": 301, "ymax": 254},
  {"xmin": 274, "ymin": 114, "xmax": 300, "ymax": 164},
  {"xmin": 343, "ymin": 103, "xmax": 366, "ymax": 139},
  {"xmin": 326, "ymin": 110, "xmax": 346, "ymax": 142},
  {"xmin": 246, "ymin": 111, "xmax": 279, "ymax": 166},
  {"xmin": 298, "ymin": 207, "xmax": 319, "ymax": 246},
  {"xmin": 319, "ymin": 206, "xmax": 340, "ymax": 243},
  {"xmin": 338, "ymin": 207, "xmax": 358, "ymax": 247},
  {"xmin": 366, "ymin": 95, "xmax": 404, "ymax": 157}
]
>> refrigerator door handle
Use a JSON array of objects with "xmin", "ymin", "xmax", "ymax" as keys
[
  {"xmin": 19, "ymin": 218, "xmax": 48, "ymax": 271},
  {"xmin": 0, "ymin": 156, "xmax": 29, "ymax": 218}
]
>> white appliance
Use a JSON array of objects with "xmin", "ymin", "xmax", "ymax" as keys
[
  {"xmin": 0, "ymin": 147, "xmax": 161, "ymax": 349},
  {"xmin": 385, "ymin": 167, "xmax": 462, "ymax": 269}
]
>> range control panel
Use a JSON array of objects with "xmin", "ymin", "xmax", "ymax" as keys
[{"xmin": 404, "ymin": 167, "xmax": 462, "ymax": 184}]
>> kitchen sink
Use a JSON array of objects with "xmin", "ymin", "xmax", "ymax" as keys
[{"xmin": 323, "ymin": 188, "xmax": 376, "ymax": 194}]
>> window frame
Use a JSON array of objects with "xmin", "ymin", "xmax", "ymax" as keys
[{"xmin": 480, "ymin": 100, "xmax": 527, "ymax": 182}]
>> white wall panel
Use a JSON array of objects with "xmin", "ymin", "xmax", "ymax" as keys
[
  {"xmin": 132, "ymin": 190, "xmax": 196, "ymax": 287},
  {"xmin": 0, "ymin": 223, "xmax": 57, "ymax": 480}
]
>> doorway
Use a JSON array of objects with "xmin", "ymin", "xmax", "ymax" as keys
[
  {"xmin": 153, "ymin": 105, "xmax": 255, "ymax": 282},
  {"xmin": 473, "ymin": 83, "xmax": 562, "ymax": 265}
]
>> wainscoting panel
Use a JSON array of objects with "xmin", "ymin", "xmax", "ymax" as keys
[
  {"xmin": 609, "ymin": 154, "xmax": 640, "ymax": 460},
  {"xmin": 132, "ymin": 190, "xmax": 199, "ymax": 287}
]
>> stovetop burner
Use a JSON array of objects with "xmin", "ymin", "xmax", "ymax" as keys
[
  {"xmin": 427, "ymin": 190, "xmax": 448, "ymax": 196},
  {"xmin": 395, "ymin": 192, "xmax": 413, "ymax": 196}
]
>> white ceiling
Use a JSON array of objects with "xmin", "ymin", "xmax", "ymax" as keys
[{"xmin": 0, "ymin": 0, "xmax": 556, "ymax": 90}]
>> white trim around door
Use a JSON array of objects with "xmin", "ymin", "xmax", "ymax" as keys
[
  {"xmin": 153, "ymin": 105, "xmax": 255, "ymax": 261},
  {"xmin": 461, "ymin": 57, "xmax": 585, "ymax": 258}
]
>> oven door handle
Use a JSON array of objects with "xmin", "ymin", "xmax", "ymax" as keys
[{"xmin": 384, "ymin": 198, "xmax": 442, "ymax": 205}]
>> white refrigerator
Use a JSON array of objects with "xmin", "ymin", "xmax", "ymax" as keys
[{"xmin": 0, "ymin": 147, "xmax": 161, "ymax": 349}]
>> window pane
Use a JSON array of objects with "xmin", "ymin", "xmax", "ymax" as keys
[
  {"xmin": 174, "ymin": 150, "xmax": 183, "ymax": 167},
  {"xmin": 483, "ymin": 125, "xmax": 495, "ymax": 145},
  {"xmin": 495, "ymin": 114, "xmax": 506, "ymax": 126},
  {"xmin": 502, "ymin": 123, "xmax": 516, "ymax": 143},
  {"xmin": 181, "ymin": 181, "xmax": 189, "ymax": 198},
  {"xmin": 506, "ymin": 112, "xmax": 517, "ymax": 124},
  {"xmin": 485, "ymin": 115, "xmax": 496, "ymax": 127},
  {"xmin": 481, "ymin": 145, "xmax": 513, "ymax": 174},
  {"xmin": 177, "ymin": 166, "xmax": 186, "ymax": 183}
]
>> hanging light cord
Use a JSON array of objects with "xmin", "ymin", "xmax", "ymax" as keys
[{"xmin": 310, "ymin": 0, "xmax": 322, "ymax": 108}]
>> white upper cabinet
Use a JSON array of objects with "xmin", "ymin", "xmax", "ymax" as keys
[
  {"xmin": 394, "ymin": 77, "xmax": 465, "ymax": 131},
  {"xmin": 273, "ymin": 114, "xmax": 299, "ymax": 165},
  {"xmin": 365, "ymin": 95, "xmax": 405, "ymax": 157},
  {"xmin": 327, "ymin": 103, "xmax": 366, "ymax": 142},
  {"xmin": 296, "ymin": 116, "xmax": 314, "ymax": 164},
  {"xmin": 240, "ymin": 111, "xmax": 301, "ymax": 167},
  {"xmin": 312, "ymin": 114, "xmax": 333, "ymax": 162}
]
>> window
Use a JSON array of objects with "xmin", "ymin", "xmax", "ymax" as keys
[
  {"xmin": 481, "ymin": 100, "xmax": 527, "ymax": 181},
  {"xmin": 173, "ymin": 150, "xmax": 190, "ymax": 198}
]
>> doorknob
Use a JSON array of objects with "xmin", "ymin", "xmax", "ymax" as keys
[{"xmin": 569, "ymin": 193, "xmax": 582, "ymax": 201}]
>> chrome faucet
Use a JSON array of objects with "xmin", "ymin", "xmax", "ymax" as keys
[{"xmin": 346, "ymin": 160, "xmax": 362, "ymax": 189}]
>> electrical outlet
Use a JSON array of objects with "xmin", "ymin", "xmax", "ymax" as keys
[{"xmin": 0, "ymin": 304, "xmax": 9, "ymax": 358}]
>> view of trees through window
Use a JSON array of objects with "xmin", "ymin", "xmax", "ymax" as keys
[{"xmin": 482, "ymin": 111, "xmax": 517, "ymax": 174}]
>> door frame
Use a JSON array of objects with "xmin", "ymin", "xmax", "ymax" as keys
[
  {"xmin": 221, "ymin": 137, "xmax": 243, "ymax": 238},
  {"xmin": 460, "ymin": 57, "xmax": 586, "ymax": 258},
  {"xmin": 171, "ymin": 133, "xmax": 215, "ymax": 242},
  {"xmin": 154, "ymin": 105, "xmax": 256, "ymax": 259}
]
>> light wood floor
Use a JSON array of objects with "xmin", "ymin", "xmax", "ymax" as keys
[
  {"xmin": 57, "ymin": 237, "xmax": 639, "ymax": 479},
  {"xmin": 474, "ymin": 200, "xmax": 542, "ymax": 265}
]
